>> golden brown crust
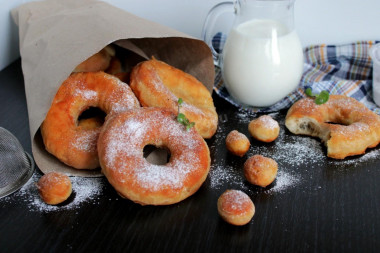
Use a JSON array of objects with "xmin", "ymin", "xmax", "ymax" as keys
[
  {"xmin": 36, "ymin": 172, "xmax": 72, "ymax": 205},
  {"xmin": 41, "ymin": 72, "xmax": 140, "ymax": 170},
  {"xmin": 225, "ymin": 130, "xmax": 250, "ymax": 157},
  {"xmin": 73, "ymin": 46, "xmax": 115, "ymax": 73},
  {"xmin": 248, "ymin": 115, "xmax": 280, "ymax": 142},
  {"xmin": 97, "ymin": 107, "xmax": 211, "ymax": 206},
  {"xmin": 244, "ymin": 155, "xmax": 278, "ymax": 187},
  {"xmin": 217, "ymin": 189, "xmax": 255, "ymax": 226},
  {"xmin": 285, "ymin": 95, "xmax": 380, "ymax": 159},
  {"xmin": 129, "ymin": 58, "xmax": 218, "ymax": 139}
]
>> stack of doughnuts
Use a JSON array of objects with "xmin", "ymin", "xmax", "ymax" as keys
[{"xmin": 40, "ymin": 45, "xmax": 217, "ymax": 205}]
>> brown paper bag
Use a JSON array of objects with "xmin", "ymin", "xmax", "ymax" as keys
[{"xmin": 12, "ymin": 0, "xmax": 214, "ymax": 177}]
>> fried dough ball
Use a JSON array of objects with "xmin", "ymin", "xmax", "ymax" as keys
[
  {"xmin": 244, "ymin": 155, "xmax": 278, "ymax": 187},
  {"xmin": 248, "ymin": 115, "xmax": 280, "ymax": 142},
  {"xmin": 217, "ymin": 189, "xmax": 255, "ymax": 226},
  {"xmin": 225, "ymin": 130, "xmax": 250, "ymax": 157},
  {"xmin": 36, "ymin": 172, "xmax": 72, "ymax": 205}
]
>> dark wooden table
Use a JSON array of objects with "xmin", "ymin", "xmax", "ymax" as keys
[{"xmin": 0, "ymin": 60, "xmax": 379, "ymax": 253}]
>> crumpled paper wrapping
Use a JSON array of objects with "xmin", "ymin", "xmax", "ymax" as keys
[{"xmin": 12, "ymin": 0, "xmax": 214, "ymax": 177}]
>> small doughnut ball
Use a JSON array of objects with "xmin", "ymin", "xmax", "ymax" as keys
[
  {"xmin": 217, "ymin": 189, "xmax": 255, "ymax": 226},
  {"xmin": 36, "ymin": 172, "xmax": 72, "ymax": 205},
  {"xmin": 225, "ymin": 130, "xmax": 250, "ymax": 157},
  {"xmin": 248, "ymin": 115, "xmax": 280, "ymax": 142},
  {"xmin": 244, "ymin": 155, "xmax": 278, "ymax": 187}
]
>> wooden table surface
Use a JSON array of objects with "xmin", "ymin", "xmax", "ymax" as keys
[{"xmin": 0, "ymin": 60, "xmax": 379, "ymax": 253}]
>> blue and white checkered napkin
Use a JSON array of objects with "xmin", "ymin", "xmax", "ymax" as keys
[{"xmin": 212, "ymin": 32, "xmax": 380, "ymax": 115}]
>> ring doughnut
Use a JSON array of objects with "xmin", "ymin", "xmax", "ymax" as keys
[
  {"xmin": 217, "ymin": 189, "xmax": 255, "ymax": 226},
  {"xmin": 130, "ymin": 58, "xmax": 218, "ymax": 139},
  {"xmin": 73, "ymin": 46, "xmax": 115, "ymax": 73},
  {"xmin": 285, "ymin": 95, "xmax": 380, "ymax": 159},
  {"xmin": 97, "ymin": 107, "xmax": 211, "ymax": 205},
  {"xmin": 36, "ymin": 172, "xmax": 72, "ymax": 205},
  {"xmin": 41, "ymin": 72, "xmax": 140, "ymax": 170}
]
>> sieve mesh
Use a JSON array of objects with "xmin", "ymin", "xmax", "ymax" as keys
[{"xmin": 0, "ymin": 127, "xmax": 35, "ymax": 198}]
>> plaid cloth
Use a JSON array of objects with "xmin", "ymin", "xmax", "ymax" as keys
[{"xmin": 212, "ymin": 32, "xmax": 380, "ymax": 115}]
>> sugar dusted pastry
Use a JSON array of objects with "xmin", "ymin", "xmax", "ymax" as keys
[
  {"xmin": 97, "ymin": 107, "xmax": 211, "ymax": 206},
  {"xmin": 130, "ymin": 58, "xmax": 218, "ymax": 139},
  {"xmin": 285, "ymin": 95, "xmax": 380, "ymax": 159},
  {"xmin": 244, "ymin": 155, "xmax": 278, "ymax": 187},
  {"xmin": 41, "ymin": 72, "xmax": 140, "ymax": 170},
  {"xmin": 225, "ymin": 130, "xmax": 250, "ymax": 157},
  {"xmin": 217, "ymin": 189, "xmax": 255, "ymax": 226},
  {"xmin": 248, "ymin": 115, "xmax": 280, "ymax": 142},
  {"xmin": 36, "ymin": 172, "xmax": 72, "ymax": 205}
]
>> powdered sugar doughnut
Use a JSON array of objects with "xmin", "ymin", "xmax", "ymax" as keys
[
  {"xmin": 225, "ymin": 130, "xmax": 250, "ymax": 157},
  {"xmin": 130, "ymin": 58, "xmax": 218, "ymax": 139},
  {"xmin": 248, "ymin": 115, "xmax": 280, "ymax": 142},
  {"xmin": 97, "ymin": 107, "xmax": 211, "ymax": 205},
  {"xmin": 285, "ymin": 95, "xmax": 380, "ymax": 159},
  {"xmin": 41, "ymin": 72, "xmax": 140, "ymax": 170},
  {"xmin": 36, "ymin": 172, "xmax": 72, "ymax": 205},
  {"xmin": 217, "ymin": 189, "xmax": 255, "ymax": 226},
  {"xmin": 244, "ymin": 155, "xmax": 278, "ymax": 187}
]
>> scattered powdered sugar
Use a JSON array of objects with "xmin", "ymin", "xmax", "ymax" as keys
[
  {"xmin": 1, "ymin": 174, "xmax": 104, "ymax": 212},
  {"xmin": 209, "ymin": 108, "xmax": 380, "ymax": 197},
  {"xmin": 266, "ymin": 171, "xmax": 300, "ymax": 193},
  {"xmin": 209, "ymin": 164, "xmax": 246, "ymax": 191},
  {"xmin": 330, "ymin": 148, "xmax": 380, "ymax": 167},
  {"xmin": 208, "ymin": 164, "xmax": 300, "ymax": 194}
]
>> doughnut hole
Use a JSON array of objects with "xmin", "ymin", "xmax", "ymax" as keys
[
  {"xmin": 36, "ymin": 172, "xmax": 72, "ymax": 205},
  {"xmin": 248, "ymin": 115, "xmax": 280, "ymax": 142},
  {"xmin": 77, "ymin": 107, "xmax": 106, "ymax": 129},
  {"xmin": 217, "ymin": 189, "xmax": 255, "ymax": 226},
  {"xmin": 143, "ymin": 145, "xmax": 171, "ymax": 165},
  {"xmin": 244, "ymin": 155, "xmax": 278, "ymax": 187},
  {"xmin": 225, "ymin": 130, "xmax": 250, "ymax": 157}
]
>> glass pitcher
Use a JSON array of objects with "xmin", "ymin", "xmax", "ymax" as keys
[{"xmin": 202, "ymin": 0, "xmax": 304, "ymax": 107}]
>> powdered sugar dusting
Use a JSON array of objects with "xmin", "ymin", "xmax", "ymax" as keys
[
  {"xmin": 253, "ymin": 115, "xmax": 279, "ymax": 129},
  {"xmin": 267, "ymin": 171, "xmax": 300, "ymax": 193},
  {"xmin": 1, "ymin": 174, "xmax": 104, "ymax": 212},
  {"xmin": 182, "ymin": 101, "xmax": 205, "ymax": 116},
  {"xmin": 71, "ymin": 130, "xmax": 98, "ymax": 152},
  {"xmin": 209, "ymin": 164, "xmax": 245, "ymax": 190},
  {"xmin": 74, "ymin": 89, "xmax": 97, "ymax": 100},
  {"xmin": 102, "ymin": 108, "xmax": 205, "ymax": 191},
  {"xmin": 331, "ymin": 148, "xmax": 380, "ymax": 167},
  {"xmin": 220, "ymin": 189, "xmax": 252, "ymax": 212}
]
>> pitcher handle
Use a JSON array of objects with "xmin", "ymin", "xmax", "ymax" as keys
[{"xmin": 201, "ymin": 1, "xmax": 235, "ymax": 66}]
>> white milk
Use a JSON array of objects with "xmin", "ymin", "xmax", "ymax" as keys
[{"xmin": 222, "ymin": 19, "xmax": 304, "ymax": 107}]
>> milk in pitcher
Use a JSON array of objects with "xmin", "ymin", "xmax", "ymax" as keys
[{"xmin": 222, "ymin": 19, "xmax": 304, "ymax": 107}]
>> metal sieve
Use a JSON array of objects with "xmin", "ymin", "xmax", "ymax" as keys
[{"xmin": 0, "ymin": 127, "xmax": 35, "ymax": 198}]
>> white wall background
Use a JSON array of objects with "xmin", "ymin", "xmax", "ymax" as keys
[{"xmin": 1, "ymin": 0, "xmax": 380, "ymax": 71}]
